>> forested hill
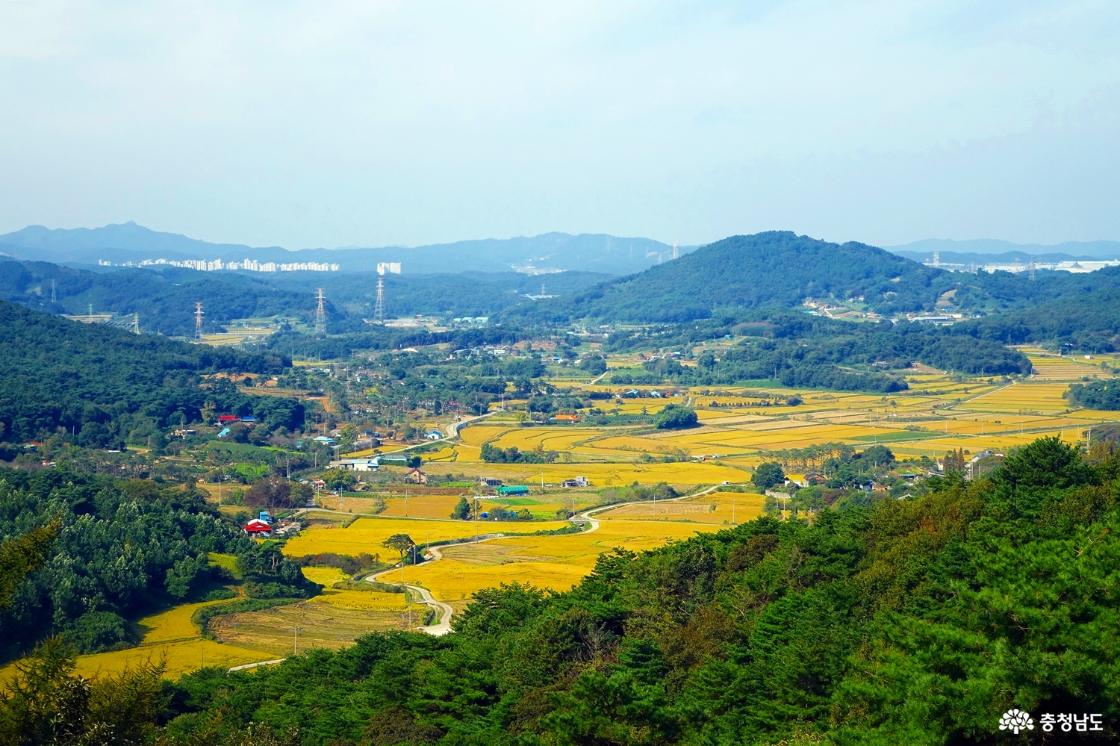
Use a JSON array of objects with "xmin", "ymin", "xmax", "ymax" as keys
[
  {"xmin": 0, "ymin": 301, "xmax": 292, "ymax": 446},
  {"xmin": 546, "ymin": 231, "xmax": 954, "ymax": 322}
]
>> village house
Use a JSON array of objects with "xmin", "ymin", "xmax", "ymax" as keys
[{"xmin": 243, "ymin": 518, "xmax": 272, "ymax": 537}]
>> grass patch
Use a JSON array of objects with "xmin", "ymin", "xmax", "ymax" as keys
[
  {"xmin": 207, "ymin": 552, "xmax": 241, "ymax": 579},
  {"xmin": 193, "ymin": 598, "xmax": 303, "ymax": 640}
]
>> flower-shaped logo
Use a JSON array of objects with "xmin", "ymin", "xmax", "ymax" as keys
[{"xmin": 999, "ymin": 709, "xmax": 1035, "ymax": 735}]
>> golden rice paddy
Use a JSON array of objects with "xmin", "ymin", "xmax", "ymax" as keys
[
  {"xmin": 282, "ymin": 516, "xmax": 571, "ymax": 559},
  {"xmin": 1, "ymin": 596, "xmax": 275, "ymax": 683},
  {"xmin": 376, "ymin": 511, "xmax": 736, "ymax": 610}
]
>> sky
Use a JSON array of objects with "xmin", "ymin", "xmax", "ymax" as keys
[{"xmin": 1, "ymin": 0, "xmax": 1118, "ymax": 249}]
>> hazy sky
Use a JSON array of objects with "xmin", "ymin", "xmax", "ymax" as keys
[{"xmin": 1, "ymin": 0, "xmax": 1118, "ymax": 249}]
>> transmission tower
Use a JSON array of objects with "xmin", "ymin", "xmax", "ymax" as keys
[
  {"xmin": 130, "ymin": 313, "xmax": 141, "ymax": 335},
  {"xmin": 1028, "ymin": 260, "xmax": 1037, "ymax": 281},
  {"xmin": 194, "ymin": 302, "xmax": 204, "ymax": 340},
  {"xmin": 50, "ymin": 279, "xmax": 57, "ymax": 303},
  {"xmin": 315, "ymin": 288, "xmax": 327, "ymax": 334},
  {"xmin": 672, "ymin": 242, "xmax": 679, "ymax": 260},
  {"xmin": 374, "ymin": 274, "xmax": 385, "ymax": 324},
  {"xmin": 373, "ymin": 262, "xmax": 400, "ymax": 324}
]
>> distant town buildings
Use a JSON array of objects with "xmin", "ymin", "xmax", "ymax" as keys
[
  {"xmin": 97, "ymin": 257, "xmax": 340, "ymax": 272},
  {"xmin": 922, "ymin": 258, "xmax": 1120, "ymax": 274}
]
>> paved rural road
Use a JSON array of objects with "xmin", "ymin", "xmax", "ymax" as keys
[
  {"xmin": 573, "ymin": 483, "xmax": 721, "ymax": 532},
  {"xmin": 443, "ymin": 411, "xmax": 496, "ymax": 439}
]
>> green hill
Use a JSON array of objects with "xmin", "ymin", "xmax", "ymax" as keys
[
  {"xmin": 556, "ymin": 231, "xmax": 952, "ymax": 322},
  {"xmin": 0, "ymin": 300, "xmax": 294, "ymax": 447}
]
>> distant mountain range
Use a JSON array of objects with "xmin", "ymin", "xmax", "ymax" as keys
[
  {"xmin": 3, "ymin": 222, "xmax": 1117, "ymax": 277},
  {"xmin": 0, "ymin": 222, "xmax": 679, "ymax": 275},
  {"xmin": 5, "ymin": 229, "xmax": 1120, "ymax": 345},
  {"xmin": 888, "ymin": 238, "xmax": 1120, "ymax": 264}
]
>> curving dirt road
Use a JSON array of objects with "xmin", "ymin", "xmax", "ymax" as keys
[{"xmin": 364, "ymin": 534, "xmax": 506, "ymax": 636}]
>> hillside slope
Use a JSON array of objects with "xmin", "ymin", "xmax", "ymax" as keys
[{"xmin": 0, "ymin": 300, "xmax": 292, "ymax": 446}]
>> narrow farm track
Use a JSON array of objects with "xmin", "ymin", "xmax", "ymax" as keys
[
  {"xmin": 228, "ymin": 658, "xmax": 286, "ymax": 673},
  {"xmin": 366, "ymin": 483, "xmax": 725, "ymax": 636},
  {"xmin": 365, "ymin": 534, "xmax": 505, "ymax": 636}
]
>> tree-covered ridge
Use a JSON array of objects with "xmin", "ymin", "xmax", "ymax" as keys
[
  {"xmin": 0, "ymin": 300, "xmax": 294, "ymax": 445},
  {"xmin": 549, "ymin": 231, "xmax": 954, "ymax": 322},
  {"xmin": 523, "ymin": 232, "xmax": 1120, "ymax": 354},
  {"xmin": 108, "ymin": 437, "xmax": 1117, "ymax": 745}
]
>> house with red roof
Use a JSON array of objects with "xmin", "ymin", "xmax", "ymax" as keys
[{"xmin": 243, "ymin": 518, "xmax": 272, "ymax": 537}]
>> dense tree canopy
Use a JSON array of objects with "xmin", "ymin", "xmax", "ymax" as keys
[
  {"xmin": 751, "ymin": 461, "xmax": 785, "ymax": 490},
  {"xmin": 0, "ymin": 301, "xmax": 298, "ymax": 446},
  {"xmin": 0, "ymin": 469, "xmax": 239, "ymax": 660},
  {"xmin": 653, "ymin": 404, "xmax": 698, "ymax": 429},
  {"xmin": 1066, "ymin": 379, "xmax": 1120, "ymax": 410}
]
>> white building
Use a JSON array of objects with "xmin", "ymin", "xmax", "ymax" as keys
[{"xmin": 328, "ymin": 458, "xmax": 380, "ymax": 472}]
